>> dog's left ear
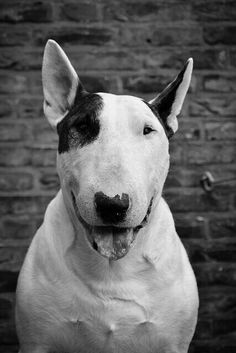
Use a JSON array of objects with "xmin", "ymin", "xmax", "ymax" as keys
[
  {"xmin": 42, "ymin": 39, "xmax": 84, "ymax": 129},
  {"xmin": 149, "ymin": 58, "xmax": 193, "ymax": 137}
]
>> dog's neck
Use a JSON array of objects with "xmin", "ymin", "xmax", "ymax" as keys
[{"xmin": 51, "ymin": 189, "xmax": 177, "ymax": 286}]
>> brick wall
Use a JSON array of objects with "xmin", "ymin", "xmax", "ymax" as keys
[{"xmin": 0, "ymin": 0, "xmax": 236, "ymax": 352}]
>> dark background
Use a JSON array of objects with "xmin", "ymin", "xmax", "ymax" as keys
[{"xmin": 0, "ymin": 0, "xmax": 236, "ymax": 352}]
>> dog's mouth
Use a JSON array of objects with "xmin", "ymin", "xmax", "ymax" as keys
[
  {"xmin": 71, "ymin": 192, "xmax": 153, "ymax": 261},
  {"xmin": 89, "ymin": 226, "xmax": 135, "ymax": 260}
]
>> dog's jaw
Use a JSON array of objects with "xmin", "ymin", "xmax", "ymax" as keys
[{"xmin": 70, "ymin": 191, "xmax": 154, "ymax": 261}]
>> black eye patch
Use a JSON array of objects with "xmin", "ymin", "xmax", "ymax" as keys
[{"xmin": 57, "ymin": 92, "xmax": 103, "ymax": 154}]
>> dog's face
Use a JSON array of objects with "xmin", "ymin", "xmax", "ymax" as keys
[{"xmin": 42, "ymin": 40, "xmax": 192, "ymax": 260}]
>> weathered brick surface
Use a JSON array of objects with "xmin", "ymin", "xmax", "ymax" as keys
[
  {"xmin": 0, "ymin": 0, "xmax": 235, "ymax": 351},
  {"xmin": 0, "ymin": 1, "xmax": 53, "ymax": 23}
]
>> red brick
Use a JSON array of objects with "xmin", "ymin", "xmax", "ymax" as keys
[
  {"xmin": 0, "ymin": 195, "xmax": 52, "ymax": 215},
  {"xmin": 0, "ymin": 25, "xmax": 31, "ymax": 46},
  {"xmin": 60, "ymin": 1, "xmax": 100, "ymax": 22},
  {"xmin": 209, "ymin": 218, "xmax": 236, "ymax": 238},
  {"xmin": 34, "ymin": 25, "xmax": 117, "ymax": 46},
  {"xmin": 38, "ymin": 170, "xmax": 60, "ymax": 191},
  {"xmin": 213, "ymin": 340, "xmax": 236, "ymax": 352},
  {"xmin": 0, "ymin": 247, "xmax": 27, "ymax": 271},
  {"xmin": 199, "ymin": 287, "xmax": 236, "ymax": 319},
  {"xmin": 80, "ymin": 75, "xmax": 120, "ymax": 93},
  {"xmin": 191, "ymin": 49, "xmax": 228, "ymax": 71},
  {"xmin": 0, "ymin": 271, "xmax": 18, "ymax": 292},
  {"xmin": 32, "ymin": 122, "xmax": 58, "ymax": 146},
  {"xmin": 0, "ymin": 99, "xmax": 15, "ymax": 119},
  {"xmin": 16, "ymin": 96, "xmax": 43, "ymax": 120},
  {"xmin": 0, "ymin": 171, "xmax": 33, "ymax": 191},
  {"xmin": 0, "ymin": 346, "xmax": 18, "ymax": 353},
  {"xmin": 0, "ymin": 47, "xmax": 142, "ymax": 72},
  {"xmin": 0, "ymin": 320, "xmax": 18, "ymax": 344},
  {"xmin": 30, "ymin": 148, "xmax": 56, "ymax": 167},
  {"xmin": 123, "ymin": 72, "xmax": 197, "ymax": 95},
  {"xmin": 204, "ymin": 26, "xmax": 236, "ymax": 45},
  {"xmin": 168, "ymin": 142, "xmax": 185, "ymax": 165},
  {"xmin": 166, "ymin": 165, "xmax": 236, "ymax": 189},
  {"xmin": 72, "ymin": 49, "xmax": 142, "ymax": 71},
  {"xmin": 165, "ymin": 167, "xmax": 201, "ymax": 188},
  {"xmin": 0, "ymin": 122, "xmax": 29, "ymax": 141},
  {"xmin": 0, "ymin": 297, "xmax": 12, "ymax": 320},
  {"xmin": 0, "ymin": 72, "xmax": 28, "ymax": 94},
  {"xmin": 123, "ymin": 74, "xmax": 172, "ymax": 94},
  {"xmin": 0, "ymin": 147, "xmax": 31, "ymax": 166},
  {"xmin": 190, "ymin": 340, "xmax": 236, "ymax": 353},
  {"xmin": 230, "ymin": 49, "xmax": 236, "ymax": 69},
  {"xmin": 0, "ymin": 48, "xmax": 43, "ymax": 71},
  {"xmin": 0, "ymin": 1, "xmax": 53, "ymax": 23},
  {"xmin": 203, "ymin": 75, "xmax": 236, "ymax": 93},
  {"xmin": 205, "ymin": 122, "xmax": 236, "ymax": 141},
  {"xmin": 165, "ymin": 188, "xmax": 232, "ymax": 213},
  {"xmin": 0, "ymin": 292, "xmax": 15, "ymax": 320},
  {"xmin": 120, "ymin": 25, "xmax": 203, "ymax": 47},
  {"xmin": 144, "ymin": 49, "xmax": 228, "ymax": 71},
  {"xmin": 174, "ymin": 214, "xmax": 207, "ymax": 239},
  {"xmin": 194, "ymin": 319, "xmax": 212, "ymax": 340},
  {"xmin": 193, "ymin": 0, "xmax": 236, "ymax": 22},
  {"xmin": 194, "ymin": 262, "xmax": 236, "ymax": 287},
  {"xmin": 184, "ymin": 239, "xmax": 236, "ymax": 263},
  {"xmin": 185, "ymin": 143, "xmax": 236, "ymax": 165},
  {"xmin": 213, "ymin": 319, "xmax": 236, "ymax": 337},
  {"xmin": 175, "ymin": 121, "xmax": 202, "ymax": 141},
  {"xmin": 0, "ymin": 216, "xmax": 36, "ymax": 246},
  {"xmin": 103, "ymin": 0, "xmax": 192, "ymax": 23},
  {"xmin": 0, "ymin": 71, "xmax": 42, "ymax": 95},
  {"xmin": 189, "ymin": 96, "xmax": 236, "ymax": 117},
  {"xmin": 0, "ymin": 144, "xmax": 58, "ymax": 168}
]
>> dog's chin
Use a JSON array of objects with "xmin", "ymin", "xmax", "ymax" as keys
[{"xmin": 71, "ymin": 192, "xmax": 153, "ymax": 261}]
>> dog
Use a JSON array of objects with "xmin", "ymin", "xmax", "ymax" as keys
[{"xmin": 16, "ymin": 40, "xmax": 199, "ymax": 353}]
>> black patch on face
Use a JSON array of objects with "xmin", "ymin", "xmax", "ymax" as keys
[
  {"xmin": 57, "ymin": 89, "xmax": 103, "ymax": 154},
  {"xmin": 143, "ymin": 101, "xmax": 174, "ymax": 139},
  {"xmin": 144, "ymin": 61, "xmax": 187, "ymax": 139}
]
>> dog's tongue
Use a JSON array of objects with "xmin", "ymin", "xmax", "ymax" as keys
[{"xmin": 92, "ymin": 227, "xmax": 135, "ymax": 260}]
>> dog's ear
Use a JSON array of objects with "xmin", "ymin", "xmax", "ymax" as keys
[
  {"xmin": 149, "ymin": 58, "xmax": 193, "ymax": 137},
  {"xmin": 42, "ymin": 39, "xmax": 84, "ymax": 129}
]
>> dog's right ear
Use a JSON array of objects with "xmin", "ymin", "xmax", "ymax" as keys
[{"xmin": 42, "ymin": 39, "xmax": 83, "ymax": 129}]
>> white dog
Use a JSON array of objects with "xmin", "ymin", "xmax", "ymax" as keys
[{"xmin": 16, "ymin": 40, "xmax": 199, "ymax": 353}]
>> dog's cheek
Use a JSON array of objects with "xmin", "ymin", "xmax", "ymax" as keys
[
  {"xmin": 146, "ymin": 138, "xmax": 169, "ymax": 200},
  {"xmin": 57, "ymin": 152, "xmax": 80, "ymax": 193}
]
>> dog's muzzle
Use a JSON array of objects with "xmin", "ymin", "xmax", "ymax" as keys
[
  {"xmin": 94, "ymin": 192, "xmax": 130, "ymax": 224},
  {"xmin": 71, "ymin": 192, "xmax": 153, "ymax": 261}
]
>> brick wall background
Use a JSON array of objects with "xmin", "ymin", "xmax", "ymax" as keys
[{"xmin": 0, "ymin": 0, "xmax": 236, "ymax": 352}]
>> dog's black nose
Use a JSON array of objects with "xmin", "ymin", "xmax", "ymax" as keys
[{"xmin": 94, "ymin": 192, "xmax": 130, "ymax": 224}]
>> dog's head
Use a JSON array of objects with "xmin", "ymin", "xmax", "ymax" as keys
[{"xmin": 42, "ymin": 40, "xmax": 192, "ymax": 260}]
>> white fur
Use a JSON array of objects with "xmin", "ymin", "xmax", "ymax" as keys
[
  {"xmin": 149, "ymin": 58, "xmax": 193, "ymax": 133},
  {"xmin": 16, "ymin": 42, "xmax": 198, "ymax": 353},
  {"xmin": 167, "ymin": 58, "xmax": 193, "ymax": 133},
  {"xmin": 42, "ymin": 39, "xmax": 79, "ymax": 128},
  {"xmin": 16, "ymin": 192, "xmax": 198, "ymax": 353}
]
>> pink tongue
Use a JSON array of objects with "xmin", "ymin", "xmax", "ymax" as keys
[{"xmin": 92, "ymin": 227, "xmax": 135, "ymax": 260}]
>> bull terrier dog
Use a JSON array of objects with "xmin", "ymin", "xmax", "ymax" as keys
[{"xmin": 16, "ymin": 40, "xmax": 199, "ymax": 353}]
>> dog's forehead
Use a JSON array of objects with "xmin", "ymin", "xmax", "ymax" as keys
[{"xmin": 97, "ymin": 93, "xmax": 153, "ymax": 120}]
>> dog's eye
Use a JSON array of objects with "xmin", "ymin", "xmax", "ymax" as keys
[
  {"xmin": 73, "ymin": 121, "xmax": 89, "ymax": 133},
  {"xmin": 78, "ymin": 123, "xmax": 88, "ymax": 132},
  {"xmin": 143, "ymin": 126, "xmax": 154, "ymax": 135}
]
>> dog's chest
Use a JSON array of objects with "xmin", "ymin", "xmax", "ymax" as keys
[{"xmin": 49, "ymin": 279, "xmax": 171, "ymax": 353}]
